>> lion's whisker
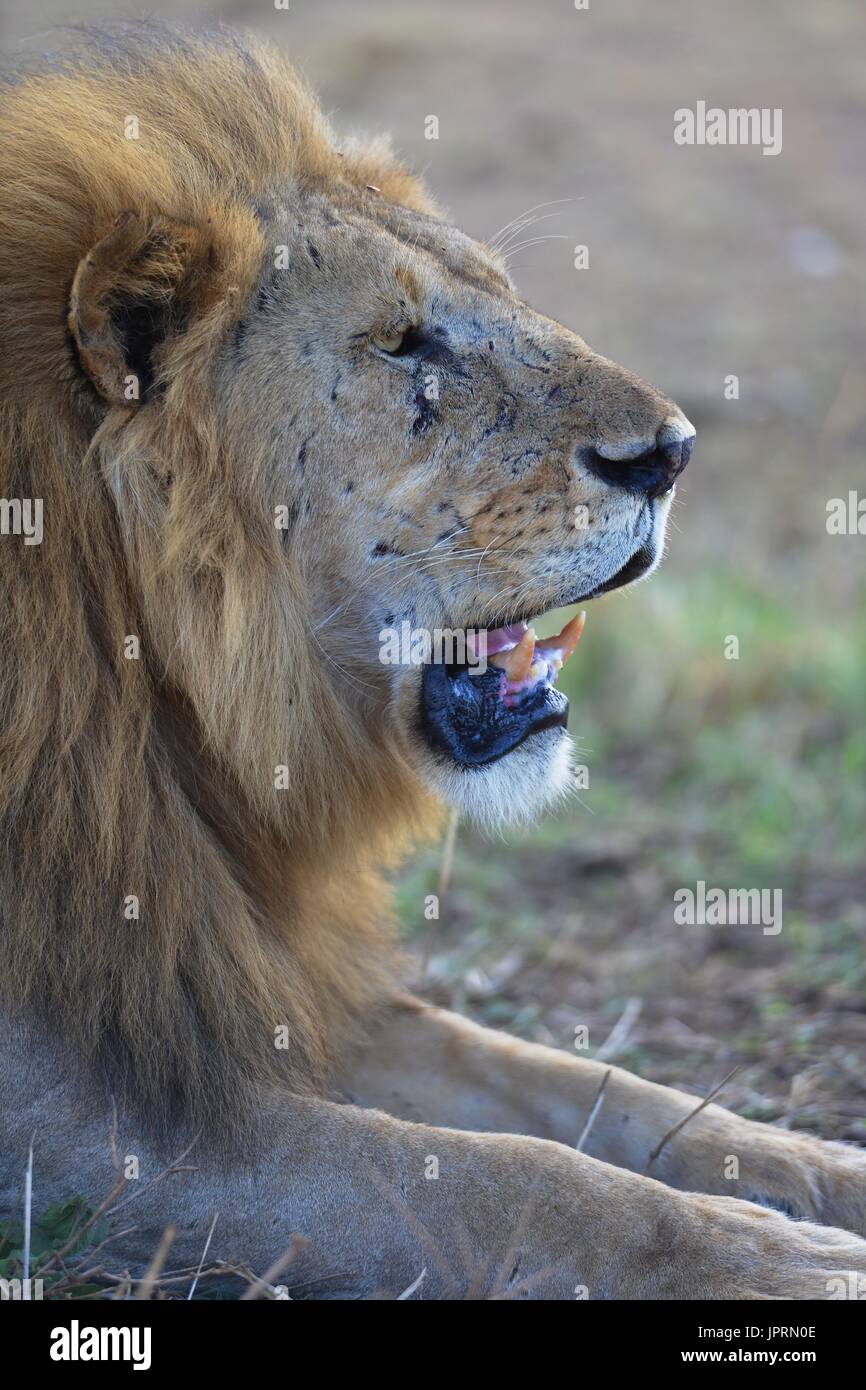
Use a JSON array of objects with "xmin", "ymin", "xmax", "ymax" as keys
[
  {"xmin": 493, "ymin": 211, "xmax": 571, "ymax": 254},
  {"xmin": 487, "ymin": 197, "xmax": 577, "ymax": 253},
  {"xmin": 501, "ymin": 234, "xmax": 570, "ymax": 266}
]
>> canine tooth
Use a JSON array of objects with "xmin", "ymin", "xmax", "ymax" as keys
[
  {"xmin": 489, "ymin": 627, "xmax": 536, "ymax": 681},
  {"xmin": 536, "ymin": 611, "xmax": 586, "ymax": 666}
]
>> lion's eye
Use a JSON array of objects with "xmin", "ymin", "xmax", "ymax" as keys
[{"xmin": 371, "ymin": 327, "xmax": 407, "ymax": 354}]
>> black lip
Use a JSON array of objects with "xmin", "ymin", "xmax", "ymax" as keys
[
  {"xmin": 568, "ymin": 540, "xmax": 657, "ymax": 604},
  {"xmin": 476, "ymin": 541, "xmax": 657, "ymax": 636},
  {"xmin": 420, "ymin": 662, "xmax": 568, "ymax": 769}
]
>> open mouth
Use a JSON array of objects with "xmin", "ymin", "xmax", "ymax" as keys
[
  {"xmin": 419, "ymin": 611, "xmax": 585, "ymax": 769},
  {"xmin": 418, "ymin": 540, "xmax": 660, "ymax": 770}
]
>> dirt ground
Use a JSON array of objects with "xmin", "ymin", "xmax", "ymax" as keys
[{"xmin": 3, "ymin": 0, "xmax": 864, "ymax": 1138}]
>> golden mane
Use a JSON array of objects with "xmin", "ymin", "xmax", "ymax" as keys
[{"xmin": 0, "ymin": 24, "xmax": 438, "ymax": 1144}]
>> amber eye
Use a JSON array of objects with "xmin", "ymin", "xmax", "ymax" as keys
[{"xmin": 371, "ymin": 327, "xmax": 407, "ymax": 354}]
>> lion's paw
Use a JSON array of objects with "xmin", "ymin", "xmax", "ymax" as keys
[
  {"xmin": 659, "ymin": 1109, "xmax": 866, "ymax": 1240},
  {"xmin": 685, "ymin": 1193, "xmax": 866, "ymax": 1300}
]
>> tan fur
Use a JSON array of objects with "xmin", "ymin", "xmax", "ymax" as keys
[
  {"xmin": 2, "ymin": 25, "xmax": 865, "ymax": 1297},
  {"xmin": 0, "ymin": 24, "xmax": 440, "ymax": 1139}
]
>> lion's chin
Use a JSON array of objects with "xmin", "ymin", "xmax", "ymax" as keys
[{"xmin": 422, "ymin": 724, "xmax": 577, "ymax": 829}]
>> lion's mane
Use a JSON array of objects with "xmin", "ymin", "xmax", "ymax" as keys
[{"xmin": 0, "ymin": 24, "xmax": 437, "ymax": 1143}]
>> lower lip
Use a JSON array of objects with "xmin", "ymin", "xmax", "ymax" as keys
[{"xmin": 419, "ymin": 662, "xmax": 569, "ymax": 768}]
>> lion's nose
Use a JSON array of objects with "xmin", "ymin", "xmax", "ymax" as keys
[{"xmin": 582, "ymin": 418, "xmax": 695, "ymax": 500}]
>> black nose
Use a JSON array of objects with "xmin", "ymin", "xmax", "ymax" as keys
[{"xmin": 582, "ymin": 429, "xmax": 694, "ymax": 500}]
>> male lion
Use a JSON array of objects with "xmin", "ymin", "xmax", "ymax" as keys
[{"xmin": 1, "ymin": 24, "xmax": 864, "ymax": 1300}]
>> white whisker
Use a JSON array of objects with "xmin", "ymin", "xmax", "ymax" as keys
[{"xmin": 487, "ymin": 198, "xmax": 577, "ymax": 253}]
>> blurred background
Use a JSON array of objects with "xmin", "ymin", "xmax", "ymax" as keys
[{"xmin": 4, "ymin": 0, "xmax": 864, "ymax": 1138}]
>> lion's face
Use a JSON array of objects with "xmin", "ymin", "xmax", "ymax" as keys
[{"xmin": 215, "ymin": 190, "xmax": 694, "ymax": 825}]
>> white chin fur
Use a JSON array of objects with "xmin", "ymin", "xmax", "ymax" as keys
[{"xmin": 426, "ymin": 727, "xmax": 576, "ymax": 829}]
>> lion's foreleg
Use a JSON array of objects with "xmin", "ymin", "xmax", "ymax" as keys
[
  {"xmin": 3, "ymin": 1014, "xmax": 865, "ymax": 1298},
  {"xmin": 340, "ymin": 997, "xmax": 866, "ymax": 1237}
]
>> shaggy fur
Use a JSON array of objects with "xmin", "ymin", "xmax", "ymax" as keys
[{"xmin": 0, "ymin": 25, "xmax": 441, "ymax": 1141}]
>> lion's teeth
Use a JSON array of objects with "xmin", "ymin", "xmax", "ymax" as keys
[
  {"xmin": 536, "ymin": 611, "xmax": 586, "ymax": 667},
  {"xmin": 489, "ymin": 627, "xmax": 536, "ymax": 681},
  {"xmin": 484, "ymin": 611, "xmax": 585, "ymax": 691}
]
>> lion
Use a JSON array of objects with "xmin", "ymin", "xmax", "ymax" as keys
[{"xmin": 1, "ymin": 23, "xmax": 864, "ymax": 1300}]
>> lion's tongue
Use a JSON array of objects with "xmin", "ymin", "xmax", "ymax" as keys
[
  {"xmin": 484, "ymin": 622, "xmax": 531, "ymax": 655},
  {"xmin": 487, "ymin": 611, "xmax": 586, "ymax": 694}
]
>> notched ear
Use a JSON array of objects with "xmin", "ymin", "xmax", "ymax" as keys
[{"xmin": 68, "ymin": 211, "xmax": 216, "ymax": 404}]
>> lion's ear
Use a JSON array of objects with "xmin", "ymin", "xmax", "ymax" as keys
[{"xmin": 68, "ymin": 211, "xmax": 214, "ymax": 405}]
